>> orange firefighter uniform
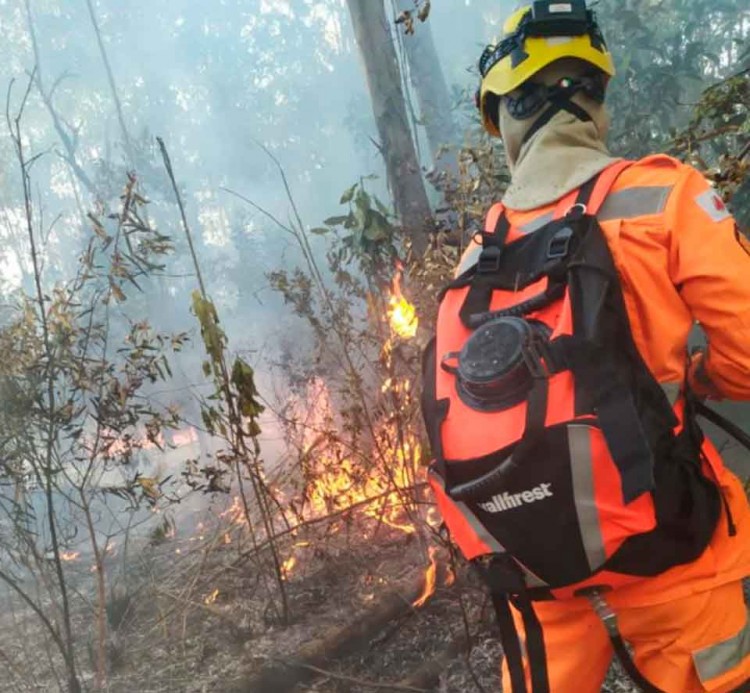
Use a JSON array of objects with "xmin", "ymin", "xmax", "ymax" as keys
[{"xmin": 455, "ymin": 154, "xmax": 750, "ymax": 692}]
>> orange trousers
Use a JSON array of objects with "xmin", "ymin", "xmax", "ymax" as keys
[{"xmin": 501, "ymin": 579, "xmax": 750, "ymax": 692}]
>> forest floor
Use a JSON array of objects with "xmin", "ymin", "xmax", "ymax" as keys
[
  {"xmin": 2, "ymin": 417, "xmax": 747, "ymax": 692},
  {"xmin": 0, "ymin": 515, "xmax": 638, "ymax": 693}
]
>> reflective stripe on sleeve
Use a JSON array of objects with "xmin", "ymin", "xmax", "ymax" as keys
[
  {"xmin": 693, "ymin": 607, "xmax": 750, "ymax": 684},
  {"xmin": 454, "ymin": 185, "xmax": 674, "ymax": 275},
  {"xmin": 598, "ymin": 186, "xmax": 672, "ymax": 222},
  {"xmin": 568, "ymin": 425, "xmax": 607, "ymax": 572}
]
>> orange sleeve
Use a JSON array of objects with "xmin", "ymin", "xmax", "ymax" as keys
[{"xmin": 665, "ymin": 165, "xmax": 750, "ymax": 400}]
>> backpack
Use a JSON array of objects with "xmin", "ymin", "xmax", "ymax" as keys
[{"xmin": 421, "ymin": 162, "xmax": 726, "ymax": 693}]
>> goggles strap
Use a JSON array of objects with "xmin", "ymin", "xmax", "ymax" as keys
[
  {"xmin": 518, "ymin": 83, "xmax": 594, "ymax": 146},
  {"xmin": 520, "ymin": 99, "xmax": 592, "ymax": 146}
]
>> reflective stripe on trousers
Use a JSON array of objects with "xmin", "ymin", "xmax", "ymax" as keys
[{"xmin": 693, "ymin": 604, "xmax": 750, "ymax": 685}]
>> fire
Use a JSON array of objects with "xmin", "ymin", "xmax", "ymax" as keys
[
  {"xmin": 281, "ymin": 556, "xmax": 297, "ymax": 580},
  {"xmin": 387, "ymin": 263, "xmax": 419, "ymax": 339},
  {"xmin": 413, "ymin": 546, "xmax": 439, "ymax": 608},
  {"xmin": 204, "ymin": 589, "xmax": 220, "ymax": 605},
  {"xmin": 220, "ymin": 496, "xmax": 247, "ymax": 526},
  {"xmin": 298, "ymin": 378, "xmax": 422, "ymax": 536},
  {"xmin": 445, "ymin": 565, "xmax": 456, "ymax": 588},
  {"xmin": 388, "ymin": 294, "xmax": 418, "ymax": 339},
  {"xmin": 60, "ymin": 551, "xmax": 80, "ymax": 562}
]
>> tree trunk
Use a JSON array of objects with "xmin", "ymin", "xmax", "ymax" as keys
[
  {"xmin": 394, "ymin": 1, "xmax": 458, "ymax": 174},
  {"xmin": 347, "ymin": 0, "xmax": 432, "ymax": 255}
]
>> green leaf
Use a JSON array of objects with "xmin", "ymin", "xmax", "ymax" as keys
[
  {"xmin": 310, "ymin": 227, "xmax": 330, "ymax": 235},
  {"xmin": 323, "ymin": 215, "xmax": 350, "ymax": 226},
  {"xmin": 355, "ymin": 187, "xmax": 371, "ymax": 213},
  {"xmin": 231, "ymin": 357, "xmax": 265, "ymax": 423},
  {"xmin": 340, "ymin": 184, "xmax": 357, "ymax": 204}
]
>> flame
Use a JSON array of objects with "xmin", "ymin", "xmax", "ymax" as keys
[
  {"xmin": 292, "ymin": 376, "xmax": 424, "ymax": 538},
  {"xmin": 387, "ymin": 264, "xmax": 418, "ymax": 339},
  {"xmin": 388, "ymin": 294, "xmax": 418, "ymax": 339},
  {"xmin": 204, "ymin": 589, "xmax": 220, "ymax": 605},
  {"xmin": 281, "ymin": 556, "xmax": 297, "ymax": 580},
  {"xmin": 445, "ymin": 565, "xmax": 456, "ymax": 587},
  {"xmin": 60, "ymin": 551, "xmax": 80, "ymax": 562},
  {"xmin": 220, "ymin": 496, "xmax": 247, "ymax": 526},
  {"xmin": 413, "ymin": 547, "xmax": 439, "ymax": 608}
]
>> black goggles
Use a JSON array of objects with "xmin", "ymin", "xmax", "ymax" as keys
[
  {"xmin": 479, "ymin": 0, "xmax": 606, "ymax": 79},
  {"xmin": 504, "ymin": 74, "xmax": 606, "ymax": 120}
]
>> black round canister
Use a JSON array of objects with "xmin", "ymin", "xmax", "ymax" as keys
[{"xmin": 443, "ymin": 317, "xmax": 551, "ymax": 411}]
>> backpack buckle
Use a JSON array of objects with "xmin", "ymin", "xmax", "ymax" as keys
[
  {"xmin": 547, "ymin": 226, "xmax": 574, "ymax": 260},
  {"xmin": 477, "ymin": 245, "xmax": 502, "ymax": 273}
]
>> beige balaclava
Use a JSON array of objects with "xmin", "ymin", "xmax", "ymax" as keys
[{"xmin": 500, "ymin": 58, "xmax": 619, "ymax": 211}]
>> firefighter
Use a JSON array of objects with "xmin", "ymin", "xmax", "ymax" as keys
[{"xmin": 441, "ymin": 1, "xmax": 750, "ymax": 690}]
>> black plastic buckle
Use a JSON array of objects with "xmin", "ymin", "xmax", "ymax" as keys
[
  {"xmin": 547, "ymin": 226, "xmax": 574, "ymax": 260},
  {"xmin": 477, "ymin": 245, "xmax": 502, "ymax": 274}
]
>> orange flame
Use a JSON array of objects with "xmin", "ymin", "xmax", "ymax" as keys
[
  {"xmin": 60, "ymin": 551, "xmax": 80, "ymax": 562},
  {"xmin": 297, "ymin": 377, "xmax": 422, "ymax": 536},
  {"xmin": 387, "ymin": 265, "xmax": 418, "ymax": 340},
  {"xmin": 220, "ymin": 496, "xmax": 247, "ymax": 526},
  {"xmin": 281, "ymin": 556, "xmax": 297, "ymax": 580},
  {"xmin": 204, "ymin": 589, "xmax": 220, "ymax": 605},
  {"xmin": 445, "ymin": 565, "xmax": 456, "ymax": 588},
  {"xmin": 413, "ymin": 547, "xmax": 439, "ymax": 608}
]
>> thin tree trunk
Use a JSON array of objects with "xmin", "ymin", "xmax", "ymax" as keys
[
  {"xmin": 84, "ymin": 0, "xmax": 136, "ymax": 167},
  {"xmin": 81, "ymin": 496, "xmax": 108, "ymax": 690},
  {"xmin": 393, "ymin": 1, "xmax": 458, "ymax": 174},
  {"xmin": 347, "ymin": 0, "xmax": 432, "ymax": 255},
  {"xmin": 8, "ymin": 75, "xmax": 82, "ymax": 693},
  {"xmin": 24, "ymin": 0, "xmax": 98, "ymax": 196}
]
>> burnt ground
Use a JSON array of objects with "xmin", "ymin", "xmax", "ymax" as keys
[
  {"xmin": 0, "ymin": 516, "xmax": 639, "ymax": 693},
  {"xmin": 0, "ymin": 414, "xmax": 747, "ymax": 693}
]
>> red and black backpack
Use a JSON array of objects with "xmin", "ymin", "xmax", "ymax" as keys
[{"xmin": 421, "ymin": 163, "xmax": 728, "ymax": 692}]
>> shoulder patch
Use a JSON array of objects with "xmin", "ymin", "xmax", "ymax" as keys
[{"xmin": 695, "ymin": 189, "xmax": 731, "ymax": 223}]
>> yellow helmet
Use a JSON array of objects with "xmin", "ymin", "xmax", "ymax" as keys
[{"xmin": 478, "ymin": 1, "xmax": 615, "ymax": 136}]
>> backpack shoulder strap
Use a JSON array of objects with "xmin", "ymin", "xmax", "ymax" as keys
[
  {"xmin": 456, "ymin": 160, "xmax": 631, "ymax": 281},
  {"xmin": 549, "ymin": 159, "xmax": 633, "ymax": 221}
]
